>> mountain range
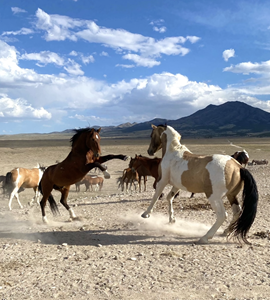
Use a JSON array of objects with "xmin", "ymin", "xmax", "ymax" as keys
[{"xmin": 90, "ymin": 101, "xmax": 270, "ymax": 138}]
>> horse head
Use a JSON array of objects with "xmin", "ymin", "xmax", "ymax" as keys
[
  {"xmin": 147, "ymin": 124, "xmax": 167, "ymax": 156},
  {"xmin": 86, "ymin": 128, "xmax": 101, "ymax": 158}
]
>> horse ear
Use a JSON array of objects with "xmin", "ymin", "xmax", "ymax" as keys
[
  {"xmin": 97, "ymin": 128, "xmax": 101, "ymax": 133},
  {"xmin": 151, "ymin": 124, "xmax": 157, "ymax": 129}
]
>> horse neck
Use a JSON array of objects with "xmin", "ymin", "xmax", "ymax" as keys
[{"xmin": 164, "ymin": 136, "xmax": 191, "ymax": 157}]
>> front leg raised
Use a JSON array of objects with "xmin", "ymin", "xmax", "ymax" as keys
[
  {"xmin": 98, "ymin": 154, "xmax": 129, "ymax": 163},
  {"xmin": 86, "ymin": 162, "xmax": 111, "ymax": 178}
]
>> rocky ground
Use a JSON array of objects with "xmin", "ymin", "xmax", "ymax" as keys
[{"xmin": 0, "ymin": 137, "xmax": 270, "ymax": 300}]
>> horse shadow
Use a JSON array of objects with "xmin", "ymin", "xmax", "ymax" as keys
[{"xmin": 0, "ymin": 222, "xmax": 233, "ymax": 247}]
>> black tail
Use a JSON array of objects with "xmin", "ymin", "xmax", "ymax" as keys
[
  {"xmin": 48, "ymin": 194, "xmax": 59, "ymax": 216},
  {"xmin": 4, "ymin": 172, "xmax": 14, "ymax": 195},
  {"xmin": 38, "ymin": 181, "xmax": 59, "ymax": 216},
  {"xmin": 229, "ymin": 168, "xmax": 258, "ymax": 244}
]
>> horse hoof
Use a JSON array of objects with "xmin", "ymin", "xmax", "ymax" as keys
[
  {"xmin": 169, "ymin": 218, "xmax": 176, "ymax": 224},
  {"xmin": 42, "ymin": 216, "xmax": 49, "ymax": 224},
  {"xmin": 196, "ymin": 237, "xmax": 208, "ymax": 244},
  {"xmin": 141, "ymin": 212, "xmax": 150, "ymax": 218},
  {"xmin": 103, "ymin": 171, "xmax": 110, "ymax": 179}
]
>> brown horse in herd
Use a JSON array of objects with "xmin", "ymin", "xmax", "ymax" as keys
[
  {"xmin": 39, "ymin": 127, "xmax": 128, "ymax": 223},
  {"xmin": 129, "ymin": 155, "xmax": 161, "ymax": 191},
  {"xmin": 117, "ymin": 167, "xmax": 139, "ymax": 192},
  {"xmin": 75, "ymin": 175, "xmax": 104, "ymax": 192}
]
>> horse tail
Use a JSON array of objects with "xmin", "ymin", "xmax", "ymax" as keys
[
  {"xmin": 48, "ymin": 194, "xmax": 59, "ymax": 216},
  {"xmin": 38, "ymin": 181, "xmax": 59, "ymax": 216},
  {"xmin": 230, "ymin": 168, "xmax": 258, "ymax": 244},
  {"xmin": 4, "ymin": 172, "xmax": 14, "ymax": 195}
]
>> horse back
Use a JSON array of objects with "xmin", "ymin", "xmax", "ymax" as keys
[{"xmin": 20, "ymin": 168, "xmax": 42, "ymax": 188}]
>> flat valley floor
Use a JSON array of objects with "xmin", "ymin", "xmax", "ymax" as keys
[{"xmin": 0, "ymin": 136, "xmax": 270, "ymax": 300}]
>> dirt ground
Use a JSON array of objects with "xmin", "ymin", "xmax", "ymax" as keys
[{"xmin": 1, "ymin": 136, "xmax": 270, "ymax": 300}]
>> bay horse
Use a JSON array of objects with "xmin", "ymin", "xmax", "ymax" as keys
[
  {"xmin": 117, "ymin": 167, "xmax": 139, "ymax": 192},
  {"xmin": 129, "ymin": 155, "xmax": 154, "ymax": 192},
  {"xmin": 39, "ymin": 127, "xmax": 128, "ymax": 223},
  {"xmin": 130, "ymin": 154, "xmax": 161, "ymax": 190},
  {"xmin": 141, "ymin": 124, "xmax": 258, "ymax": 244},
  {"xmin": 5, "ymin": 164, "xmax": 46, "ymax": 210}
]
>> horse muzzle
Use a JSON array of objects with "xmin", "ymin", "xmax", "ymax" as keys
[{"xmin": 147, "ymin": 149, "xmax": 154, "ymax": 156}]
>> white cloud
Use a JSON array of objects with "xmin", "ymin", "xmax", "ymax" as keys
[
  {"xmin": 20, "ymin": 51, "xmax": 65, "ymax": 67},
  {"xmin": 11, "ymin": 7, "xmax": 27, "ymax": 14},
  {"xmin": 100, "ymin": 51, "xmax": 109, "ymax": 56},
  {"xmin": 64, "ymin": 59, "xmax": 84, "ymax": 75},
  {"xmin": 34, "ymin": 9, "xmax": 199, "ymax": 68},
  {"xmin": 0, "ymin": 94, "xmax": 51, "ymax": 119},
  {"xmin": 1, "ymin": 39, "xmax": 269, "ymax": 129},
  {"xmin": 2, "ymin": 28, "xmax": 34, "ymax": 36},
  {"xmin": 153, "ymin": 26, "xmax": 167, "ymax": 33},
  {"xmin": 81, "ymin": 55, "xmax": 95, "ymax": 64},
  {"xmin": 69, "ymin": 50, "xmax": 78, "ymax": 56},
  {"xmin": 223, "ymin": 49, "xmax": 235, "ymax": 61},
  {"xmin": 224, "ymin": 60, "xmax": 270, "ymax": 74},
  {"xmin": 116, "ymin": 64, "xmax": 135, "ymax": 68},
  {"xmin": 122, "ymin": 54, "xmax": 160, "ymax": 67}
]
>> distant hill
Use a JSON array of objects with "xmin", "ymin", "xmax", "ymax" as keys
[{"xmin": 53, "ymin": 101, "xmax": 270, "ymax": 139}]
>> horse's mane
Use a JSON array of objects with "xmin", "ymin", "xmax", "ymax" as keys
[
  {"xmin": 165, "ymin": 126, "xmax": 191, "ymax": 153},
  {"xmin": 70, "ymin": 127, "xmax": 96, "ymax": 146}
]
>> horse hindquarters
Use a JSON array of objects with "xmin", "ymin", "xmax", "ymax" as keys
[{"xmin": 229, "ymin": 168, "xmax": 258, "ymax": 244}]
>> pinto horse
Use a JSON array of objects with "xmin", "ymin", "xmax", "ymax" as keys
[
  {"xmin": 190, "ymin": 149, "xmax": 250, "ymax": 198},
  {"xmin": 5, "ymin": 164, "xmax": 46, "ymax": 210},
  {"xmin": 39, "ymin": 127, "xmax": 127, "ymax": 223},
  {"xmin": 141, "ymin": 124, "xmax": 258, "ymax": 244}
]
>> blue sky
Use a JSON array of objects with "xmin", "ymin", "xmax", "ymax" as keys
[{"xmin": 1, "ymin": 0, "xmax": 270, "ymax": 134}]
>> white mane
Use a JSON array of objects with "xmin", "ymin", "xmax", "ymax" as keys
[{"xmin": 163, "ymin": 126, "xmax": 191, "ymax": 153}]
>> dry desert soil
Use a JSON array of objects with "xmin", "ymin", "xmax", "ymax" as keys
[{"xmin": 0, "ymin": 135, "xmax": 270, "ymax": 300}]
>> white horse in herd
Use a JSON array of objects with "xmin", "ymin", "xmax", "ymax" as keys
[{"xmin": 141, "ymin": 124, "xmax": 258, "ymax": 245}]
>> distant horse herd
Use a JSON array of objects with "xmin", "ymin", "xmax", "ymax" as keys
[{"xmin": 1, "ymin": 125, "xmax": 268, "ymax": 244}]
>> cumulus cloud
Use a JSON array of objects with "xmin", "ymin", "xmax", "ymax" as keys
[
  {"xmin": 0, "ymin": 94, "xmax": 51, "ymax": 120},
  {"xmin": 223, "ymin": 49, "xmax": 235, "ymax": 61},
  {"xmin": 1, "ymin": 39, "xmax": 270, "ymax": 130}
]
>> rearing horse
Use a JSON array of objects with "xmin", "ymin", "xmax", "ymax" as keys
[
  {"xmin": 39, "ymin": 127, "xmax": 127, "ymax": 223},
  {"xmin": 141, "ymin": 124, "xmax": 258, "ymax": 245}
]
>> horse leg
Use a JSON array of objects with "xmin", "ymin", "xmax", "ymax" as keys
[
  {"xmin": 143, "ymin": 176, "xmax": 147, "ymax": 192},
  {"xmin": 222, "ymin": 194, "xmax": 242, "ymax": 236},
  {"xmin": 29, "ymin": 187, "xmax": 39, "ymax": 206},
  {"xmin": 9, "ymin": 187, "xmax": 22, "ymax": 210},
  {"xmin": 138, "ymin": 175, "xmax": 142, "ymax": 192},
  {"xmin": 40, "ymin": 185, "xmax": 54, "ymax": 223},
  {"xmin": 166, "ymin": 186, "xmax": 180, "ymax": 223},
  {"xmin": 59, "ymin": 186, "xmax": 78, "ymax": 221},
  {"xmin": 197, "ymin": 194, "xmax": 228, "ymax": 244},
  {"xmin": 141, "ymin": 178, "xmax": 168, "ymax": 218}
]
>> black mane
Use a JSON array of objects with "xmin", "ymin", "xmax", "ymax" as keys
[{"xmin": 70, "ymin": 127, "xmax": 96, "ymax": 147}]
